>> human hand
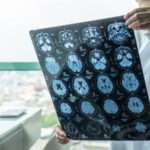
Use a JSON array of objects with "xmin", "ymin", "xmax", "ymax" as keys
[
  {"xmin": 54, "ymin": 125, "xmax": 70, "ymax": 144},
  {"xmin": 124, "ymin": 7, "xmax": 150, "ymax": 30}
]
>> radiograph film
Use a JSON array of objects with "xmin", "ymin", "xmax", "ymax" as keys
[{"xmin": 30, "ymin": 16, "xmax": 150, "ymax": 140}]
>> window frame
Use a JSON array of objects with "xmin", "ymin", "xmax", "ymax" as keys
[{"xmin": 0, "ymin": 62, "xmax": 41, "ymax": 71}]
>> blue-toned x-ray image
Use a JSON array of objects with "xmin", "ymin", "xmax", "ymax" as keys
[
  {"xmin": 115, "ymin": 46, "xmax": 134, "ymax": 68},
  {"xmin": 79, "ymin": 100, "xmax": 96, "ymax": 116},
  {"xmin": 30, "ymin": 16, "xmax": 150, "ymax": 140},
  {"xmin": 127, "ymin": 96, "xmax": 145, "ymax": 115},
  {"xmin": 58, "ymin": 30, "xmax": 78, "ymax": 51},
  {"xmin": 73, "ymin": 76, "xmax": 90, "ymax": 96},
  {"xmin": 82, "ymin": 26, "xmax": 103, "ymax": 48},
  {"xmin": 36, "ymin": 32, "xmax": 54, "ymax": 54},
  {"xmin": 108, "ymin": 22, "xmax": 131, "ymax": 45},
  {"xmin": 89, "ymin": 49, "xmax": 108, "ymax": 71},
  {"xmin": 51, "ymin": 79, "xmax": 68, "ymax": 97},
  {"xmin": 97, "ymin": 74, "xmax": 114, "ymax": 94},
  {"xmin": 45, "ymin": 56, "xmax": 61, "ymax": 76},
  {"xmin": 58, "ymin": 101, "xmax": 74, "ymax": 116},
  {"xmin": 66, "ymin": 53, "xmax": 83, "ymax": 73},
  {"xmin": 103, "ymin": 98, "xmax": 119, "ymax": 115},
  {"xmin": 121, "ymin": 72, "xmax": 140, "ymax": 92}
]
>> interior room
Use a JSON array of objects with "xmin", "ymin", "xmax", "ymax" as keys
[{"xmin": 1, "ymin": 0, "xmax": 150, "ymax": 150}]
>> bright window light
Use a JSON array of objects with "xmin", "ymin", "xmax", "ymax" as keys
[{"xmin": 0, "ymin": 0, "xmax": 137, "ymax": 62}]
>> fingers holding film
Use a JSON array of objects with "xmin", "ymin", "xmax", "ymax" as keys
[
  {"xmin": 54, "ymin": 125, "xmax": 70, "ymax": 144},
  {"xmin": 124, "ymin": 7, "xmax": 150, "ymax": 30},
  {"xmin": 131, "ymin": 22, "xmax": 150, "ymax": 30},
  {"xmin": 56, "ymin": 135, "xmax": 70, "ymax": 144},
  {"xmin": 124, "ymin": 7, "xmax": 150, "ymax": 19},
  {"xmin": 54, "ymin": 125, "xmax": 67, "ymax": 137},
  {"xmin": 125, "ymin": 12, "xmax": 150, "ymax": 25},
  {"xmin": 128, "ymin": 16, "xmax": 150, "ymax": 28}
]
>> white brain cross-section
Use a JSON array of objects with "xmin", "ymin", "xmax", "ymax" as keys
[
  {"xmin": 67, "ymin": 54, "xmax": 83, "ymax": 73},
  {"xmin": 36, "ymin": 32, "xmax": 54, "ymax": 53},
  {"xmin": 45, "ymin": 56, "xmax": 60, "ymax": 75},
  {"xmin": 89, "ymin": 49, "xmax": 108, "ymax": 71},
  {"xmin": 97, "ymin": 74, "xmax": 114, "ymax": 94},
  {"xmin": 127, "ymin": 96, "xmax": 145, "ymax": 114},
  {"xmin": 73, "ymin": 77, "xmax": 89, "ymax": 96},
  {"xmin": 103, "ymin": 99, "xmax": 119, "ymax": 115},
  {"xmin": 52, "ymin": 79, "xmax": 67, "ymax": 97},
  {"xmin": 58, "ymin": 30, "xmax": 78, "ymax": 51},
  {"xmin": 59, "ymin": 101, "xmax": 73, "ymax": 116},
  {"xmin": 121, "ymin": 72, "xmax": 140, "ymax": 92},
  {"xmin": 80, "ymin": 100, "xmax": 96, "ymax": 116},
  {"xmin": 115, "ymin": 46, "xmax": 134, "ymax": 68},
  {"xmin": 108, "ymin": 22, "xmax": 131, "ymax": 45},
  {"xmin": 82, "ymin": 26, "xmax": 103, "ymax": 48}
]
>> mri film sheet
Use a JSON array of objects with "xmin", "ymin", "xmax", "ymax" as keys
[{"xmin": 30, "ymin": 16, "xmax": 150, "ymax": 140}]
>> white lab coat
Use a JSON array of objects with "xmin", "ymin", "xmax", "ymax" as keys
[{"xmin": 110, "ymin": 30, "xmax": 150, "ymax": 150}]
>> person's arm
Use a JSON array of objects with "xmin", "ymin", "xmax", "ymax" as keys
[
  {"xmin": 54, "ymin": 125, "xmax": 70, "ymax": 144},
  {"xmin": 124, "ymin": 7, "xmax": 150, "ymax": 30}
]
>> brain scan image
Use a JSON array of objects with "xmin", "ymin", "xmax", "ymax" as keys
[
  {"xmin": 73, "ymin": 77, "xmax": 90, "ymax": 96},
  {"xmin": 97, "ymin": 74, "xmax": 114, "ymax": 94},
  {"xmin": 67, "ymin": 122, "xmax": 79, "ymax": 136},
  {"xmin": 121, "ymin": 72, "xmax": 140, "ymax": 92},
  {"xmin": 135, "ymin": 122, "xmax": 147, "ymax": 134},
  {"xmin": 82, "ymin": 26, "xmax": 103, "ymax": 48},
  {"xmin": 30, "ymin": 16, "xmax": 150, "ymax": 140},
  {"xmin": 36, "ymin": 32, "xmax": 54, "ymax": 54},
  {"xmin": 115, "ymin": 46, "xmax": 134, "ymax": 68},
  {"xmin": 67, "ymin": 54, "xmax": 83, "ymax": 73},
  {"xmin": 59, "ymin": 101, "xmax": 73, "ymax": 116},
  {"xmin": 58, "ymin": 30, "xmax": 78, "ymax": 51},
  {"xmin": 86, "ymin": 122, "xmax": 101, "ymax": 135},
  {"xmin": 103, "ymin": 99, "xmax": 119, "ymax": 115},
  {"xmin": 108, "ymin": 22, "xmax": 131, "ymax": 45},
  {"xmin": 127, "ymin": 96, "xmax": 145, "ymax": 114},
  {"xmin": 80, "ymin": 100, "xmax": 96, "ymax": 116},
  {"xmin": 45, "ymin": 57, "xmax": 61, "ymax": 75},
  {"xmin": 52, "ymin": 79, "xmax": 67, "ymax": 97},
  {"xmin": 89, "ymin": 49, "xmax": 108, "ymax": 71}
]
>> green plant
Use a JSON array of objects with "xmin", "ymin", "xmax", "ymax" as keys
[{"xmin": 41, "ymin": 112, "xmax": 59, "ymax": 128}]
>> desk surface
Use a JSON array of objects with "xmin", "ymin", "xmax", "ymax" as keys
[{"xmin": 0, "ymin": 107, "xmax": 41, "ymax": 140}]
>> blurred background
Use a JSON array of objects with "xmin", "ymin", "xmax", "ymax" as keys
[{"xmin": 0, "ymin": 0, "xmax": 138, "ymax": 149}]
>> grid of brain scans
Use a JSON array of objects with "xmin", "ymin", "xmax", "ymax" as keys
[{"xmin": 30, "ymin": 16, "xmax": 150, "ymax": 140}]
